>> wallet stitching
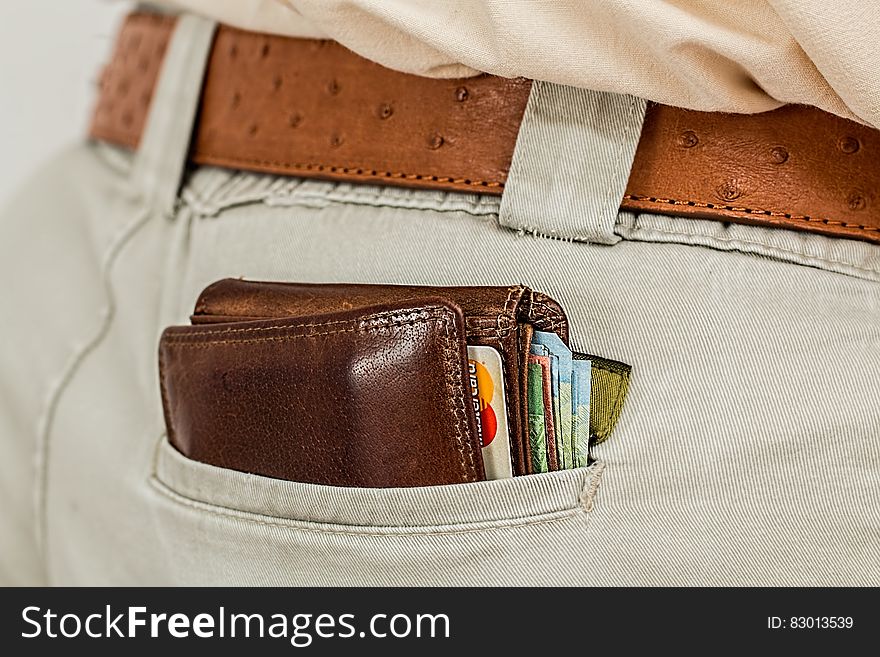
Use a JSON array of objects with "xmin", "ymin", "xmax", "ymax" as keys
[
  {"xmin": 465, "ymin": 316, "xmax": 502, "ymax": 326},
  {"xmin": 492, "ymin": 286, "xmax": 521, "ymax": 337},
  {"xmin": 161, "ymin": 308, "xmax": 451, "ymax": 343},
  {"xmin": 161, "ymin": 307, "xmax": 478, "ymax": 483},
  {"xmin": 439, "ymin": 315, "xmax": 480, "ymax": 482},
  {"xmin": 528, "ymin": 298, "xmax": 567, "ymax": 332},
  {"xmin": 526, "ymin": 292, "xmax": 567, "ymax": 333}
]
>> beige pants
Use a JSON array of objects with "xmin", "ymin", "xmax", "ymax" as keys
[{"xmin": 1, "ymin": 14, "xmax": 879, "ymax": 586}]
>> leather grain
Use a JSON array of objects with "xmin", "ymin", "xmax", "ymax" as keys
[
  {"xmin": 89, "ymin": 12, "xmax": 170, "ymax": 150},
  {"xmin": 622, "ymin": 103, "xmax": 880, "ymax": 244},
  {"xmin": 92, "ymin": 12, "xmax": 529, "ymax": 195},
  {"xmin": 189, "ymin": 278, "xmax": 570, "ymax": 476},
  {"xmin": 91, "ymin": 12, "xmax": 880, "ymax": 245},
  {"xmin": 160, "ymin": 300, "xmax": 486, "ymax": 487}
]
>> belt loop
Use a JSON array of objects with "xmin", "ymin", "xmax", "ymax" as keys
[
  {"xmin": 131, "ymin": 13, "xmax": 216, "ymax": 217},
  {"xmin": 499, "ymin": 83, "xmax": 647, "ymax": 245}
]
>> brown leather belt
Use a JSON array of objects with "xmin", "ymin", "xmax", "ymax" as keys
[{"xmin": 90, "ymin": 12, "xmax": 880, "ymax": 245}]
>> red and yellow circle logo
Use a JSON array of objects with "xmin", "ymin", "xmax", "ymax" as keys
[{"xmin": 471, "ymin": 361, "xmax": 498, "ymax": 446}]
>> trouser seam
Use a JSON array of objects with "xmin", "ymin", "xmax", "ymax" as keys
[
  {"xmin": 147, "ymin": 474, "xmax": 585, "ymax": 536},
  {"xmin": 618, "ymin": 219, "xmax": 880, "ymax": 278},
  {"xmin": 180, "ymin": 190, "xmax": 500, "ymax": 221},
  {"xmin": 34, "ymin": 203, "xmax": 154, "ymax": 577}
]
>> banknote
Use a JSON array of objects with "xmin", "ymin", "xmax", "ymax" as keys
[
  {"xmin": 526, "ymin": 359, "xmax": 549, "ymax": 473},
  {"xmin": 532, "ymin": 331, "xmax": 573, "ymax": 469},
  {"xmin": 531, "ymin": 353, "xmax": 558, "ymax": 470},
  {"xmin": 467, "ymin": 345, "xmax": 513, "ymax": 480},
  {"xmin": 530, "ymin": 342, "xmax": 562, "ymax": 468},
  {"xmin": 571, "ymin": 358, "xmax": 592, "ymax": 468}
]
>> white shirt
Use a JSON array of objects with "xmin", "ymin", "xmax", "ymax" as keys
[{"xmin": 156, "ymin": 0, "xmax": 880, "ymax": 128}]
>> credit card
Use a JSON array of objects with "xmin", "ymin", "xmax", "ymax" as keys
[{"xmin": 467, "ymin": 345, "xmax": 513, "ymax": 480}]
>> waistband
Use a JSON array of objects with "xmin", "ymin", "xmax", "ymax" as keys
[{"xmin": 90, "ymin": 12, "xmax": 880, "ymax": 245}]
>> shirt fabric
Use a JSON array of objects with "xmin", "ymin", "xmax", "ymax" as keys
[{"xmin": 154, "ymin": 0, "xmax": 880, "ymax": 129}]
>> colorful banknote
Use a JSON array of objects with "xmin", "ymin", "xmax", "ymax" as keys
[
  {"xmin": 526, "ymin": 359, "xmax": 549, "ymax": 473},
  {"xmin": 532, "ymin": 352, "xmax": 558, "ymax": 470},
  {"xmin": 571, "ymin": 358, "xmax": 592, "ymax": 468},
  {"xmin": 531, "ymin": 331, "xmax": 573, "ymax": 468},
  {"xmin": 530, "ymin": 342, "xmax": 562, "ymax": 468}
]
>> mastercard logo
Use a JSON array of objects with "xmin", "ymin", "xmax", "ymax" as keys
[{"xmin": 469, "ymin": 360, "xmax": 498, "ymax": 447}]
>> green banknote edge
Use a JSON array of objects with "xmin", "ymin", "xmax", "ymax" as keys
[{"xmin": 526, "ymin": 361, "xmax": 549, "ymax": 473}]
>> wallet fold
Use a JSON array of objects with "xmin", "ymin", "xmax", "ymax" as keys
[
  {"xmin": 160, "ymin": 298, "xmax": 485, "ymax": 487},
  {"xmin": 188, "ymin": 279, "xmax": 570, "ymax": 476}
]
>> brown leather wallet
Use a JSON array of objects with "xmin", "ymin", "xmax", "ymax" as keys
[{"xmin": 159, "ymin": 279, "xmax": 570, "ymax": 485}]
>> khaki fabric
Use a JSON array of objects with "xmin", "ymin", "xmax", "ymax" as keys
[
  {"xmin": 157, "ymin": 0, "xmax": 880, "ymax": 128},
  {"xmin": 2, "ymin": 144, "xmax": 879, "ymax": 585},
  {"xmin": 1, "ymin": 11, "xmax": 879, "ymax": 586}
]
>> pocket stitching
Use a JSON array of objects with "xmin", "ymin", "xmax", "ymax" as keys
[
  {"xmin": 623, "ymin": 219, "xmax": 880, "ymax": 276},
  {"xmin": 150, "ymin": 434, "xmax": 606, "ymax": 536},
  {"xmin": 579, "ymin": 460, "xmax": 606, "ymax": 512},
  {"xmin": 148, "ymin": 474, "xmax": 593, "ymax": 537}
]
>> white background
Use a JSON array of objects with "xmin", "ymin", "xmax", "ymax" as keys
[{"xmin": 0, "ymin": 1, "xmax": 128, "ymax": 208}]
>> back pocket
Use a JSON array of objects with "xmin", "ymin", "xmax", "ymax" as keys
[{"xmin": 149, "ymin": 436, "xmax": 606, "ymax": 585}]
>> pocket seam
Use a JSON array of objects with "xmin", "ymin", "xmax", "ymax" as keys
[
  {"xmin": 579, "ymin": 460, "xmax": 605, "ymax": 512},
  {"xmin": 150, "ymin": 433, "xmax": 606, "ymax": 536},
  {"xmin": 148, "ymin": 473, "xmax": 597, "ymax": 537},
  {"xmin": 620, "ymin": 218, "xmax": 880, "ymax": 277}
]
